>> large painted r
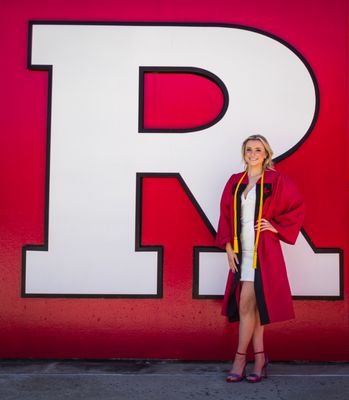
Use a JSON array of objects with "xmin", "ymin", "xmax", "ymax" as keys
[{"xmin": 24, "ymin": 23, "xmax": 340, "ymax": 298}]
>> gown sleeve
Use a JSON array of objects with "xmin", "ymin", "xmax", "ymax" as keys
[
  {"xmin": 269, "ymin": 173, "xmax": 305, "ymax": 245},
  {"xmin": 216, "ymin": 175, "xmax": 235, "ymax": 249}
]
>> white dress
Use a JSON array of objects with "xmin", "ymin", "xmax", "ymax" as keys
[{"xmin": 240, "ymin": 185, "xmax": 256, "ymax": 281}]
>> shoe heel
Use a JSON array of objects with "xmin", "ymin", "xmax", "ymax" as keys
[
  {"xmin": 263, "ymin": 355, "xmax": 269, "ymax": 378},
  {"xmin": 262, "ymin": 365, "xmax": 268, "ymax": 378}
]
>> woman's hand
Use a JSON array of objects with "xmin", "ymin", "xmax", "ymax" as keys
[
  {"xmin": 255, "ymin": 218, "xmax": 278, "ymax": 233},
  {"xmin": 225, "ymin": 243, "xmax": 239, "ymax": 272}
]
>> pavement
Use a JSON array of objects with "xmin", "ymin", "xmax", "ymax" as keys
[{"xmin": 0, "ymin": 360, "xmax": 348, "ymax": 400}]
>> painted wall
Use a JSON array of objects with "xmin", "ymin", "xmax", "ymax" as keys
[{"xmin": 0, "ymin": 0, "xmax": 348, "ymax": 360}]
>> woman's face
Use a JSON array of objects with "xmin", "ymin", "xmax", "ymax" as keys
[{"xmin": 244, "ymin": 140, "xmax": 267, "ymax": 169}]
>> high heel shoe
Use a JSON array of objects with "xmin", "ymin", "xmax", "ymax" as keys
[
  {"xmin": 226, "ymin": 351, "xmax": 247, "ymax": 383},
  {"xmin": 246, "ymin": 350, "xmax": 268, "ymax": 383}
]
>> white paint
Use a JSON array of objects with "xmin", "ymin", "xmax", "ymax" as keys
[
  {"xmin": 198, "ymin": 252, "xmax": 229, "ymax": 296},
  {"xmin": 198, "ymin": 234, "xmax": 341, "ymax": 296},
  {"xmin": 26, "ymin": 24, "xmax": 338, "ymax": 296},
  {"xmin": 282, "ymin": 235, "xmax": 340, "ymax": 296}
]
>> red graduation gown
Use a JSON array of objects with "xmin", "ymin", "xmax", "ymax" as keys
[{"xmin": 216, "ymin": 169, "xmax": 305, "ymax": 325}]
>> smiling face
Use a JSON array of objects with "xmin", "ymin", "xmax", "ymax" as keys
[{"xmin": 243, "ymin": 140, "xmax": 267, "ymax": 170}]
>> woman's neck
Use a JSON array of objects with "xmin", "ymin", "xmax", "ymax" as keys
[{"xmin": 247, "ymin": 166, "xmax": 263, "ymax": 177}]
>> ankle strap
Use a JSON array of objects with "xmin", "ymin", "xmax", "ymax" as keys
[
  {"xmin": 254, "ymin": 350, "xmax": 264, "ymax": 355},
  {"xmin": 236, "ymin": 351, "xmax": 247, "ymax": 355}
]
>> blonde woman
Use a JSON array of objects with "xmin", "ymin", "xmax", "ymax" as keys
[{"xmin": 216, "ymin": 135, "xmax": 305, "ymax": 383}]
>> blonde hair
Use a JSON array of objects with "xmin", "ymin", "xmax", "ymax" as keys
[{"xmin": 241, "ymin": 134, "xmax": 274, "ymax": 170}]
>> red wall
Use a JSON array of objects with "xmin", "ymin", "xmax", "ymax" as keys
[{"xmin": 0, "ymin": 0, "xmax": 348, "ymax": 360}]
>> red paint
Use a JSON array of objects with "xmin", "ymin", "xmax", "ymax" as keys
[
  {"xmin": 143, "ymin": 72, "xmax": 224, "ymax": 129},
  {"xmin": 0, "ymin": 0, "xmax": 348, "ymax": 360}
]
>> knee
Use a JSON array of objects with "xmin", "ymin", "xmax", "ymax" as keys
[{"xmin": 239, "ymin": 299, "xmax": 256, "ymax": 317}]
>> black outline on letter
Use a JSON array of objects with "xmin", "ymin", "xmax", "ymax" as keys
[{"xmin": 138, "ymin": 66, "xmax": 229, "ymax": 133}]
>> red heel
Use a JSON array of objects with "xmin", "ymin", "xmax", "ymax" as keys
[
  {"xmin": 246, "ymin": 351, "xmax": 268, "ymax": 383},
  {"xmin": 226, "ymin": 351, "xmax": 247, "ymax": 383}
]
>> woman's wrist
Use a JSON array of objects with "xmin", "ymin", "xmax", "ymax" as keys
[{"xmin": 225, "ymin": 242, "xmax": 233, "ymax": 253}]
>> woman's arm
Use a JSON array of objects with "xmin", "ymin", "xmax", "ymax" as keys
[
  {"xmin": 225, "ymin": 242, "xmax": 239, "ymax": 272},
  {"xmin": 269, "ymin": 174, "xmax": 305, "ymax": 244}
]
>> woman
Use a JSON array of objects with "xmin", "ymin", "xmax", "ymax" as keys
[{"xmin": 216, "ymin": 134, "xmax": 305, "ymax": 383}]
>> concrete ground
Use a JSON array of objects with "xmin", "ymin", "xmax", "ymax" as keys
[{"xmin": 0, "ymin": 360, "xmax": 348, "ymax": 400}]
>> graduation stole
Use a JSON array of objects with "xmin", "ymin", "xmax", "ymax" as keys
[{"xmin": 233, "ymin": 170, "xmax": 265, "ymax": 269}]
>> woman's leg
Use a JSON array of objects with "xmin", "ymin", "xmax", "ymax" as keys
[
  {"xmin": 251, "ymin": 306, "xmax": 266, "ymax": 373},
  {"xmin": 230, "ymin": 281, "xmax": 257, "ymax": 374}
]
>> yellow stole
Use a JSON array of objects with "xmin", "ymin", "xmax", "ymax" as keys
[{"xmin": 233, "ymin": 171, "xmax": 265, "ymax": 269}]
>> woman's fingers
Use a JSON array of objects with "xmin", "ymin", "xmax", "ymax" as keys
[
  {"xmin": 231, "ymin": 263, "xmax": 238, "ymax": 272},
  {"xmin": 229, "ymin": 258, "xmax": 237, "ymax": 272},
  {"xmin": 254, "ymin": 218, "xmax": 278, "ymax": 233},
  {"xmin": 227, "ymin": 252, "xmax": 238, "ymax": 272},
  {"xmin": 233, "ymin": 252, "xmax": 239, "ymax": 264},
  {"xmin": 255, "ymin": 218, "xmax": 270, "ymax": 229}
]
